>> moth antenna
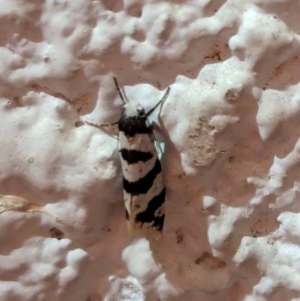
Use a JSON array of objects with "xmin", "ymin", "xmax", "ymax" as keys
[
  {"xmin": 146, "ymin": 87, "xmax": 170, "ymax": 117},
  {"xmin": 113, "ymin": 77, "xmax": 126, "ymax": 103}
]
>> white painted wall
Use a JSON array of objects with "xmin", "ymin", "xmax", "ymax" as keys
[{"xmin": 0, "ymin": 0, "xmax": 300, "ymax": 300}]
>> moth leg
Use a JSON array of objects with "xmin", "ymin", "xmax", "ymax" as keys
[
  {"xmin": 85, "ymin": 120, "xmax": 119, "ymax": 139},
  {"xmin": 85, "ymin": 120, "xmax": 118, "ymax": 128}
]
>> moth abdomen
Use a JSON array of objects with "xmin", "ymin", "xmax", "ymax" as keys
[
  {"xmin": 135, "ymin": 188, "xmax": 166, "ymax": 232},
  {"xmin": 119, "ymin": 149, "xmax": 153, "ymax": 164},
  {"xmin": 122, "ymin": 159, "xmax": 162, "ymax": 195}
]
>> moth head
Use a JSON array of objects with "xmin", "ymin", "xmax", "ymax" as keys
[
  {"xmin": 124, "ymin": 102, "xmax": 146, "ymax": 118},
  {"xmin": 137, "ymin": 105, "xmax": 146, "ymax": 118}
]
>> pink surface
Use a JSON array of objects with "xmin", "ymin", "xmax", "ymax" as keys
[{"xmin": 1, "ymin": 0, "xmax": 300, "ymax": 300}]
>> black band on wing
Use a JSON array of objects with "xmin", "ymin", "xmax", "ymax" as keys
[
  {"xmin": 118, "ymin": 115, "xmax": 152, "ymax": 137},
  {"xmin": 123, "ymin": 159, "xmax": 162, "ymax": 195},
  {"xmin": 120, "ymin": 149, "xmax": 153, "ymax": 165},
  {"xmin": 135, "ymin": 188, "xmax": 165, "ymax": 232}
]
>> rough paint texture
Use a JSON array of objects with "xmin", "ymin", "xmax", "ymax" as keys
[{"xmin": 0, "ymin": 0, "xmax": 300, "ymax": 300}]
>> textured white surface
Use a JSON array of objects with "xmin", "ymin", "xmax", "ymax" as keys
[{"xmin": 1, "ymin": 0, "xmax": 300, "ymax": 300}]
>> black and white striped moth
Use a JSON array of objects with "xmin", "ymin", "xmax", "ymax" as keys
[
  {"xmin": 115, "ymin": 78, "xmax": 170, "ymax": 238},
  {"xmin": 89, "ymin": 78, "xmax": 170, "ymax": 238}
]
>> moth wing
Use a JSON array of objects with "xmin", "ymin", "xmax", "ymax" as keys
[{"xmin": 149, "ymin": 121, "xmax": 165, "ymax": 160}]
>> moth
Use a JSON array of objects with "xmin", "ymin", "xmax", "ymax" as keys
[{"xmin": 88, "ymin": 78, "xmax": 170, "ymax": 238}]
